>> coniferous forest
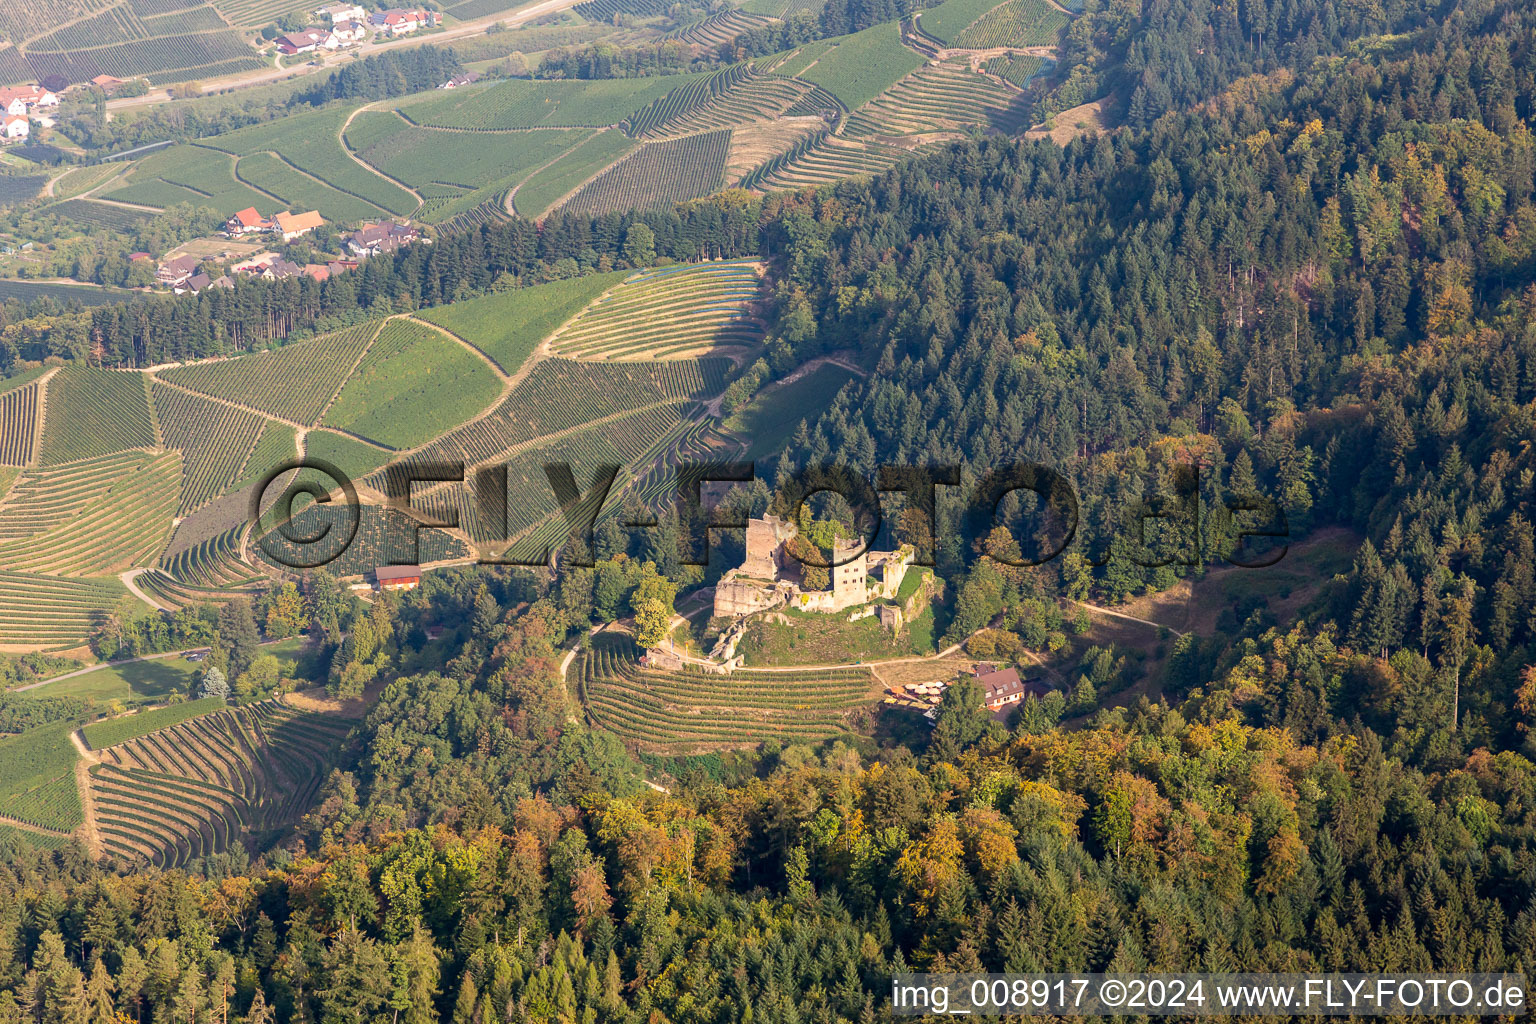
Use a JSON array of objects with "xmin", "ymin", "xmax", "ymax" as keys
[{"xmin": 2, "ymin": 0, "xmax": 1536, "ymax": 1021}]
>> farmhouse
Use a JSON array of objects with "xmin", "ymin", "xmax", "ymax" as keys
[
  {"xmin": 1, "ymin": 116, "xmax": 28, "ymax": 142},
  {"xmin": 155, "ymin": 254, "xmax": 202, "ymax": 286},
  {"xmin": 369, "ymin": 8, "xmax": 438, "ymax": 35},
  {"xmin": 331, "ymin": 20, "xmax": 367, "ymax": 44},
  {"xmin": 0, "ymin": 86, "xmax": 58, "ymax": 115},
  {"xmin": 175, "ymin": 273, "xmax": 212, "ymax": 295},
  {"xmin": 90, "ymin": 75, "xmax": 124, "ymax": 93},
  {"xmin": 275, "ymin": 27, "xmax": 335, "ymax": 54},
  {"xmin": 440, "ymin": 72, "xmax": 481, "ymax": 89},
  {"xmin": 316, "ymin": 2, "xmax": 367, "ymax": 21},
  {"xmin": 374, "ymin": 565, "xmax": 421, "ymax": 591},
  {"xmin": 345, "ymin": 220, "xmax": 418, "ymax": 255},
  {"xmin": 224, "ymin": 206, "xmax": 270, "ymax": 236},
  {"xmin": 272, "ymin": 209, "xmax": 324, "ymax": 241}
]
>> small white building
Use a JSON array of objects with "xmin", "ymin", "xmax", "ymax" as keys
[
  {"xmin": 331, "ymin": 19, "xmax": 367, "ymax": 44},
  {"xmin": 316, "ymin": 2, "xmax": 367, "ymax": 22},
  {"xmin": 2, "ymin": 116, "xmax": 29, "ymax": 142}
]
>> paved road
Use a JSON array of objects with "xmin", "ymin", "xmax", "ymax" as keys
[{"xmin": 108, "ymin": 0, "xmax": 584, "ymax": 109}]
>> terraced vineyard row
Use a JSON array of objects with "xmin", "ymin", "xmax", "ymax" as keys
[
  {"xmin": 983, "ymin": 53, "xmax": 1049, "ymax": 88},
  {"xmin": 253, "ymin": 503, "xmax": 468, "ymax": 578},
  {"xmin": 158, "ymin": 322, "xmax": 380, "ymax": 426},
  {"xmin": 0, "ymin": 450, "xmax": 152, "ymax": 542},
  {"xmin": 36, "ymin": 368, "xmax": 157, "ymax": 466},
  {"xmin": 560, "ymin": 130, "xmax": 731, "ymax": 217},
  {"xmin": 0, "ymin": 570, "xmax": 126, "ymax": 647},
  {"xmin": 157, "ymin": 521, "xmax": 263, "ymax": 589},
  {"xmin": 0, "ymin": 450, "xmax": 180, "ymax": 576},
  {"xmin": 951, "ymin": 0, "xmax": 1069, "ymax": 48},
  {"xmin": 646, "ymin": 72, "xmax": 841, "ymax": 137},
  {"xmin": 625, "ymin": 65, "xmax": 752, "ymax": 137},
  {"xmin": 753, "ymin": 133, "xmax": 912, "ymax": 190},
  {"xmin": 844, "ymin": 59, "xmax": 1032, "ymax": 137},
  {"xmin": 22, "ymin": 31, "xmax": 262, "ymax": 85},
  {"xmin": 90, "ymin": 700, "xmax": 351, "ymax": 869},
  {"xmin": 578, "ymin": 634, "xmax": 872, "ymax": 751},
  {"xmin": 398, "ymin": 356, "xmax": 729, "ymax": 470},
  {"xmin": 0, "ymin": 382, "xmax": 38, "ymax": 467},
  {"xmin": 152, "ymin": 383, "xmax": 269, "ymax": 514},
  {"xmin": 550, "ymin": 260, "xmax": 764, "ymax": 360},
  {"xmin": 668, "ymin": 9, "xmax": 774, "ymax": 46}
]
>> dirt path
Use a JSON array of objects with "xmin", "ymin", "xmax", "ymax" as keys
[
  {"xmin": 149, "ymin": 375, "xmax": 310, "ymax": 431},
  {"xmin": 339, "ymin": 105, "xmax": 425, "ymax": 208},
  {"xmin": 68, "ymin": 731, "xmax": 102, "ymax": 858},
  {"xmin": 1071, "ymin": 600, "xmax": 1185, "ymax": 637},
  {"xmin": 120, "ymin": 568, "xmax": 172, "ymax": 612}
]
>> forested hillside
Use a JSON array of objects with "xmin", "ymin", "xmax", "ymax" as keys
[{"xmin": 1, "ymin": 0, "xmax": 1535, "ymax": 1020}]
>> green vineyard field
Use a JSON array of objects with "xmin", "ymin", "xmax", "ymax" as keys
[
  {"xmin": 550, "ymin": 260, "xmax": 764, "ymax": 360},
  {"xmin": 415, "ymin": 272, "xmax": 626, "ymax": 374},
  {"xmin": 36, "ymin": 368, "xmax": 157, "ymax": 466},
  {"xmin": 560, "ymin": 130, "xmax": 731, "ymax": 217}
]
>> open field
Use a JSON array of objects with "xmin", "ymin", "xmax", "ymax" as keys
[
  {"xmin": 578, "ymin": 633, "xmax": 872, "ymax": 751},
  {"xmin": 89, "ymin": 698, "xmax": 350, "ymax": 867},
  {"xmin": 414, "ymin": 271, "xmax": 625, "ymax": 374},
  {"xmin": 739, "ymin": 604, "xmax": 937, "ymax": 666},
  {"xmin": 347, "ymin": 112, "xmax": 591, "ymax": 194},
  {"xmin": 321, "ymin": 318, "xmax": 503, "ymax": 450},
  {"xmin": 303, "ymin": 429, "xmax": 393, "ymax": 484},
  {"xmin": 158, "ymin": 321, "xmax": 382, "ymax": 426},
  {"xmin": 36, "ymin": 368, "xmax": 157, "ymax": 466},
  {"xmin": 560, "ymin": 130, "xmax": 731, "ymax": 216},
  {"xmin": 725, "ymin": 361, "xmax": 857, "ymax": 460},
  {"xmin": 917, "ymin": 0, "xmax": 1011, "ymax": 44},
  {"xmin": 0, "ymin": 722, "xmax": 82, "ymax": 832},
  {"xmin": 549, "ymin": 260, "xmax": 764, "ymax": 360},
  {"xmin": 27, "ymin": 656, "xmax": 200, "ymax": 702}
]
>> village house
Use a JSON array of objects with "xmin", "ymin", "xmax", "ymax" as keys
[
  {"xmin": 971, "ymin": 664, "xmax": 1051, "ymax": 712},
  {"xmin": 275, "ymin": 27, "xmax": 336, "ymax": 54},
  {"xmin": 369, "ymin": 8, "xmax": 438, "ymax": 36},
  {"xmin": 303, "ymin": 264, "xmax": 331, "ymax": 282},
  {"xmin": 315, "ymin": 2, "xmax": 367, "ymax": 22},
  {"xmin": 331, "ymin": 19, "xmax": 367, "ymax": 45},
  {"xmin": 2, "ymin": 116, "xmax": 28, "ymax": 142},
  {"xmin": 272, "ymin": 209, "xmax": 324, "ymax": 241},
  {"xmin": 0, "ymin": 86, "xmax": 58, "ymax": 116},
  {"xmin": 374, "ymin": 565, "xmax": 420, "ymax": 591},
  {"xmin": 175, "ymin": 273, "xmax": 212, "ymax": 295},
  {"xmin": 439, "ymin": 72, "xmax": 481, "ymax": 89},
  {"xmin": 224, "ymin": 207, "xmax": 270, "ymax": 237},
  {"xmin": 90, "ymin": 75, "xmax": 124, "ymax": 94},
  {"xmin": 345, "ymin": 220, "xmax": 418, "ymax": 255},
  {"xmin": 262, "ymin": 259, "xmax": 305, "ymax": 280},
  {"xmin": 155, "ymin": 254, "xmax": 202, "ymax": 287},
  {"xmin": 230, "ymin": 252, "xmax": 278, "ymax": 275}
]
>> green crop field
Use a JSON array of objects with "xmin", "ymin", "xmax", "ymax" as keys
[
  {"xmin": 918, "ymin": 0, "xmax": 1009, "ymax": 44},
  {"xmin": 510, "ymin": 129, "xmax": 637, "ymax": 217},
  {"xmin": 0, "ymin": 381, "xmax": 39, "ymax": 466},
  {"xmin": 415, "ymin": 271, "xmax": 625, "ymax": 374},
  {"xmin": 321, "ymin": 318, "xmax": 504, "ymax": 450},
  {"xmin": 82, "ymin": 696, "xmax": 226, "ymax": 750},
  {"xmin": 578, "ymin": 634, "xmax": 871, "ymax": 751},
  {"xmin": 952, "ymin": 0, "xmax": 1069, "ymax": 48},
  {"xmin": 398, "ymin": 76, "xmax": 700, "ymax": 130},
  {"xmin": 158, "ymin": 321, "xmax": 382, "ymax": 426},
  {"xmin": 203, "ymin": 107, "xmax": 418, "ymax": 217},
  {"xmin": 0, "ymin": 281, "xmax": 131, "ymax": 306},
  {"xmin": 794, "ymin": 22, "xmax": 926, "ymax": 110},
  {"xmin": 0, "ymin": 721, "xmax": 82, "ymax": 832},
  {"xmin": 20, "ymin": 30, "xmax": 263, "ymax": 87},
  {"xmin": 233, "ymin": 420, "xmax": 298, "ymax": 490},
  {"xmin": 0, "ymin": 450, "xmax": 148, "ymax": 542},
  {"xmin": 34, "ymin": 655, "xmax": 201, "ymax": 703},
  {"xmin": 234, "ymin": 153, "xmax": 387, "ymax": 226},
  {"xmin": 104, "ymin": 143, "xmax": 275, "ymax": 215},
  {"xmin": 347, "ymin": 112, "xmax": 592, "ymax": 193},
  {"xmin": 36, "ymin": 368, "xmax": 157, "ymax": 466},
  {"xmin": 89, "ymin": 699, "xmax": 350, "ymax": 868},
  {"xmin": 0, "ymin": 449, "xmax": 179, "ymax": 576},
  {"xmin": 550, "ymin": 260, "xmax": 765, "ymax": 360},
  {"xmin": 152, "ymin": 382, "xmax": 269, "ymax": 514},
  {"xmin": 303, "ymin": 429, "xmax": 393, "ymax": 484},
  {"xmin": 983, "ymin": 53, "xmax": 1049, "ymax": 87},
  {"xmin": 561, "ymin": 130, "xmax": 731, "ymax": 217}
]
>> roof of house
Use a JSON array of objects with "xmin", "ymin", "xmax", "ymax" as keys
[
  {"xmin": 91, "ymin": 75, "xmax": 122, "ymax": 85},
  {"xmin": 274, "ymin": 209, "xmax": 324, "ymax": 233},
  {"xmin": 277, "ymin": 27, "xmax": 330, "ymax": 47},
  {"xmin": 303, "ymin": 263, "xmax": 330, "ymax": 282},
  {"xmin": 375, "ymin": 565, "xmax": 421, "ymax": 581},
  {"xmin": 267, "ymin": 259, "xmax": 304, "ymax": 278},
  {"xmin": 184, "ymin": 273, "xmax": 212, "ymax": 291},
  {"xmin": 3, "ymin": 115, "xmax": 27, "ymax": 128},
  {"xmin": 159, "ymin": 254, "xmax": 201, "ymax": 274},
  {"xmin": 228, "ymin": 206, "xmax": 266, "ymax": 227}
]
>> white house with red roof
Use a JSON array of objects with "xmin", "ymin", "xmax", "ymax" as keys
[
  {"xmin": 225, "ymin": 207, "xmax": 271, "ymax": 237},
  {"xmin": 369, "ymin": 8, "xmax": 439, "ymax": 35},
  {"xmin": 2, "ymin": 116, "xmax": 29, "ymax": 142}
]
